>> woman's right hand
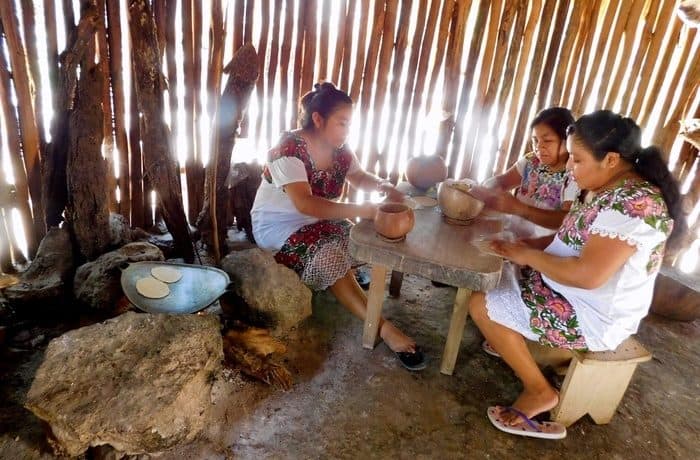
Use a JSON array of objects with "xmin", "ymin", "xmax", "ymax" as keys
[{"xmin": 357, "ymin": 202, "xmax": 378, "ymax": 220}]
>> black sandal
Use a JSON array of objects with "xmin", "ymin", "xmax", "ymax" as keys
[
  {"xmin": 355, "ymin": 268, "xmax": 371, "ymax": 290},
  {"xmin": 395, "ymin": 346, "xmax": 427, "ymax": 371}
]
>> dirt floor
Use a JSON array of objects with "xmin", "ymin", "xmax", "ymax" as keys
[{"xmin": 1, "ymin": 272, "xmax": 698, "ymax": 459}]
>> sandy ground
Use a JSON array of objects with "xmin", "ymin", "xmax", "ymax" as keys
[{"xmin": 1, "ymin": 273, "xmax": 698, "ymax": 459}]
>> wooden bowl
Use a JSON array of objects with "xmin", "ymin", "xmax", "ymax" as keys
[
  {"xmin": 437, "ymin": 179, "xmax": 484, "ymax": 222},
  {"xmin": 374, "ymin": 203, "xmax": 415, "ymax": 241}
]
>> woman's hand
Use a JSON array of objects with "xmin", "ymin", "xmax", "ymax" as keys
[
  {"xmin": 470, "ymin": 186, "xmax": 522, "ymax": 214},
  {"xmin": 378, "ymin": 181, "xmax": 405, "ymax": 202},
  {"xmin": 489, "ymin": 239, "xmax": 534, "ymax": 265},
  {"xmin": 357, "ymin": 202, "xmax": 378, "ymax": 220}
]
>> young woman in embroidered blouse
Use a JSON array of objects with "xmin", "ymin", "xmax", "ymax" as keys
[
  {"xmin": 472, "ymin": 107, "xmax": 579, "ymax": 235},
  {"xmin": 251, "ymin": 82, "xmax": 425, "ymax": 370},
  {"xmin": 468, "ymin": 110, "xmax": 685, "ymax": 438}
]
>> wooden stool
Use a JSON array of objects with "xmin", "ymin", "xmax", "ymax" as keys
[{"xmin": 551, "ymin": 337, "xmax": 652, "ymax": 427}]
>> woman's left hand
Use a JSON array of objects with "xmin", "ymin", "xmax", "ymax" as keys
[
  {"xmin": 489, "ymin": 239, "xmax": 533, "ymax": 265},
  {"xmin": 378, "ymin": 181, "xmax": 405, "ymax": 202}
]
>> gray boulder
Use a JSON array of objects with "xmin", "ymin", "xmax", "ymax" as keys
[
  {"xmin": 25, "ymin": 311, "xmax": 223, "ymax": 457},
  {"xmin": 221, "ymin": 248, "xmax": 312, "ymax": 336},
  {"xmin": 74, "ymin": 242, "xmax": 164, "ymax": 310},
  {"xmin": 4, "ymin": 227, "xmax": 74, "ymax": 306}
]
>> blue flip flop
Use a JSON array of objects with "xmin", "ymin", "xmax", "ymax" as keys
[{"xmin": 487, "ymin": 406, "xmax": 566, "ymax": 440}]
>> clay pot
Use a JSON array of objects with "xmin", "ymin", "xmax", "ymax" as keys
[
  {"xmin": 437, "ymin": 179, "xmax": 484, "ymax": 221},
  {"xmin": 374, "ymin": 203, "xmax": 415, "ymax": 240},
  {"xmin": 650, "ymin": 271, "xmax": 700, "ymax": 321},
  {"xmin": 405, "ymin": 155, "xmax": 448, "ymax": 190}
]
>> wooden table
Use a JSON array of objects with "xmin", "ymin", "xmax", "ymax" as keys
[{"xmin": 349, "ymin": 207, "xmax": 503, "ymax": 375}]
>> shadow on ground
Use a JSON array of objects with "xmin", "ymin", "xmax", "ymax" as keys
[{"xmin": 1, "ymin": 274, "xmax": 698, "ymax": 459}]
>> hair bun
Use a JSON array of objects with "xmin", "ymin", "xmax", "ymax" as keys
[{"xmin": 313, "ymin": 83, "xmax": 322, "ymax": 90}]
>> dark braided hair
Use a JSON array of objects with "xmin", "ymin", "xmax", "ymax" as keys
[
  {"xmin": 567, "ymin": 110, "xmax": 687, "ymax": 246},
  {"xmin": 298, "ymin": 82, "xmax": 353, "ymax": 129}
]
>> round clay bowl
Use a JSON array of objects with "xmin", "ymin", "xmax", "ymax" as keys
[
  {"xmin": 437, "ymin": 179, "xmax": 485, "ymax": 221},
  {"xmin": 374, "ymin": 203, "xmax": 415, "ymax": 240},
  {"xmin": 406, "ymin": 155, "xmax": 448, "ymax": 190}
]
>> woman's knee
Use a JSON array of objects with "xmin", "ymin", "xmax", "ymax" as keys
[{"xmin": 468, "ymin": 291, "xmax": 488, "ymax": 323}]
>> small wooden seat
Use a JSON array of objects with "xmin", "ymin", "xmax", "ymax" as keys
[{"xmin": 551, "ymin": 337, "xmax": 652, "ymax": 427}]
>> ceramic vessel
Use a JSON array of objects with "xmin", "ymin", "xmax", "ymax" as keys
[
  {"xmin": 405, "ymin": 155, "xmax": 448, "ymax": 190},
  {"xmin": 374, "ymin": 203, "xmax": 415, "ymax": 241},
  {"xmin": 437, "ymin": 179, "xmax": 484, "ymax": 221}
]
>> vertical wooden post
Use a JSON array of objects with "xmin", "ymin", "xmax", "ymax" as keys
[
  {"xmin": 0, "ymin": 1, "xmax": 45, "ymax": 252},
  {"xmin": 0, "ymin": 31, "xmax": 35, "ymax": 259},
  {"xmin": 265, "ymin": 0, "xmax": 282, "ymax": 141},
  {"xmin": 95, "ymin": 0, "xmax": 118, "ymax": 212},
  {"xmin": 127, "ymin": 0, "xmax": 194, "ymax": 261},
  {"xmin": 279, "ymin": 0, "xmax": 294, "ymax": 129},
  {"xmin": 107, "ymin": 0, "xmax": 131, "ymax": 221}
]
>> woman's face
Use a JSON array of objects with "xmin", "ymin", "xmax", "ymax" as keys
[
  {"xmin": 566, "ymin": 135, "xmax": 610, "ymax": 191},
  {"xmin": 531, "ymin": 123, "xmax": 567, "ymax": 168},
  {"xmin": 315, "ymin": 104, "xmax": 353, "ymax": 148}
]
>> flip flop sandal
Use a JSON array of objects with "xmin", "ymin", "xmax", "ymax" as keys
[
  {"xmin": 481, "ymin": 340, "xmax": 501, "ymax": 358},
  {"xmin": 487, "ymin": 406, "xmax": 566, "ymax": 440},
  {"xmin": 395, "ymin": 346, "xmax": 427, "ymax": 371},
  {"xmin": 354, "ymin": 269, "xmax": 371, "ymax": 290}
]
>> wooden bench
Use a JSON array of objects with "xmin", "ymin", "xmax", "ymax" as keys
[{"xmin": 551, "ymin": 337, "xmax": 652, "ymax": 427}]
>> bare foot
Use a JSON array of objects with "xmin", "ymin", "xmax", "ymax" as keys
[
  {"xmin": 379, "ymin": 321, "xmax": 416, "ymax": 353},
  {"xmin": 500, "ymin": 385, "xmax": 559, "ymax": 426}
]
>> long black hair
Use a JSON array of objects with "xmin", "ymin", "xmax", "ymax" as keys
[
  {"xmin": 298, "ymin": 82, "xmax": 353, "ymax": 129},
  {"xmin": 567, "ymin": 110, "xmax": 687, "ymax": 246}
]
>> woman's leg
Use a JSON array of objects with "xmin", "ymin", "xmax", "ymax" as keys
[
  {"xmin": 469, "ymin": 292, "xmax": 559, "ymax": 424},
  {"xmin": 330, "ymin": 270, "xmax": 416, "ymax": 353}
]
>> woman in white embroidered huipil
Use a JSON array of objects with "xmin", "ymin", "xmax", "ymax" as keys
[{"xmin": 469, "ymin": 110, "xmax": 686, "ymax": 438}]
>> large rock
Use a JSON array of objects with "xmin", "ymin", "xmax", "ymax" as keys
[
  {"xmin": 25, "ymin": 311, "xmax": 223, "ymax": 457},
  {"xmin": 74, "ymin": 242, "xmax": 164, "ymax": 310},
  {"xmin": 221, "ymin": 248, "xmax": 312, "ymax": 336},
  {"xmin": 4, "ymin": 227, "xmax": 74, "ymax": 307}
]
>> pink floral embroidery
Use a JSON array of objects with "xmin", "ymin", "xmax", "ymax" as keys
[
  {"xmin": 623, "ymin": 195, "xmax": 664, "ymax": 219},
  {"xmin": 515, "ymin": 153, "xmax": 572, "ymax": 211},
  {"xmin": 545, "ymin": 298, "xmax": 574, "ymax": 322},
  {"xmin": 545, "ymin": 330, "xmax": 570, "ymax": 347}
]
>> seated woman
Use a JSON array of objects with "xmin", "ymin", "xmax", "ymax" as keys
[
  {"xmin": 468, "ymin": 110, "xmax": 685, "ymax": 439},
  {"xmin": 472, "ymin": 107, "xmax": 579, "ymax": 236},
  {"xmin": 250, "ymin": 82, "xmax": 425, "ymax": 371}
]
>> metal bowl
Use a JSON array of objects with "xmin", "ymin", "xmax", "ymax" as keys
[{"xmin": 120, "ymin": 261, "xmax": 230, "ymax": 314}]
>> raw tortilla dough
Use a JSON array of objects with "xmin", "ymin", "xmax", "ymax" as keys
[
  {"xmin": 136, "ymin": 277, "xmax": 170, "ymax": 298},
  {"xmin": 412, "ymin": 196, "xmax": 437, "ymax": 207},
  {"xmin": 473, "ymin": 240, "xmax": 504, "ymax": 258},
  {"xmin": 151, "ymin": 266, "xmax": 183, "ymax": 283}
]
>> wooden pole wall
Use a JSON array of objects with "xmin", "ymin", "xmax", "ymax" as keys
[{"xmin": 0, "ymin": 0, "xmax": 698, "ymax": 271}]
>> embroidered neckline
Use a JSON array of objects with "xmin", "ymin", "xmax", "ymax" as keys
[{"xmin": 285, "ymin": 131, "xmax": 344, "ymax": 174}]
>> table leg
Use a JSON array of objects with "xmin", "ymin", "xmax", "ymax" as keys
[
  {"xmin": 388, "ymin": 271, "xmax": 404, "ymax": 298},
  {"xmin": 362, "ymin": 264, "xmax": 388, "ymax": 349},
  {"xmin": 440, "ymin": 287, "xmax": 472, "ymax": 375}
]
